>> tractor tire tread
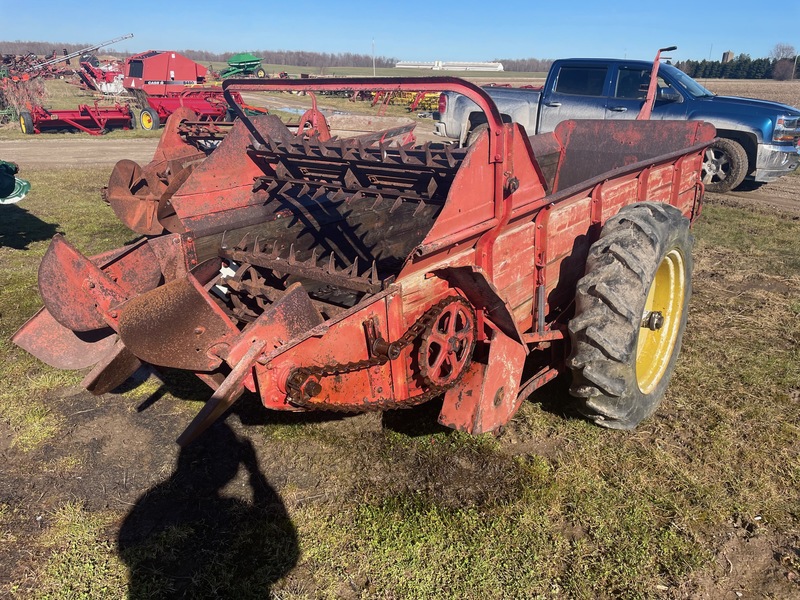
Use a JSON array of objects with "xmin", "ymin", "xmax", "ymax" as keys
[{"xmin": 567, "ymin": 202, "xmax": 693, "ymax": 429}]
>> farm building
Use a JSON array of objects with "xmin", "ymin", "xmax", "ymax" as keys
[{"xmin": 395, "ymin": 60, "xmax": 504, "ymax": 72}]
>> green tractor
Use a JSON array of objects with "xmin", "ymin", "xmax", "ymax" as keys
[{"xmin": 220, "ymin": 53, "xmax": 267, "ymax": 79}]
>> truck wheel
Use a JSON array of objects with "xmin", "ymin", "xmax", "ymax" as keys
[
  {"xmin": 465, "ymin": 123, "xmax": 488, "ymax": 147},
  {"xmin": 19, "ymin": 111, "xmax": 34, "ymax": 135},
  {"xmin": 701, "ymin": 138, "xmax": 747, "ymax": 193},
  {"xmin": 567, "ymin": 202, "xmax": 693, "ymax": 429},
  {"xmin": 139, "ymin": 107, "xmax": 160, "ymax": 131}
]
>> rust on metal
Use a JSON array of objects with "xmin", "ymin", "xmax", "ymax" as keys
[{"xmin": 12, "ymin": 308, "xmax": 116, "ymax": 370}]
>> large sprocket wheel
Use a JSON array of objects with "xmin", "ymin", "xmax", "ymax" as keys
[
  {"xmin": 567, "ymin": 202, "xmax": 693, "ymax": 429},
  {"xmin": 418, "ymin": 297, "xmax": 476, "ymax": 388}
]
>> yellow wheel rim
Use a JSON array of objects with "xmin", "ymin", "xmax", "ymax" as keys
[
  {"xmin": 19, "ymin": 116, "xmax": 26, "ymax": 133},
  {"xmin": 636, "ymin": 248, "xmax": 685, "ymax": 394},
  {"xmin": 141, "ymin": 112, "xmax": 153, "ymax": 130}
]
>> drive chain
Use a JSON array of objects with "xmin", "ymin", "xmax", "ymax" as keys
[{"xmin": 287, "ymin": 296, "xmax": 472, "ymax": 412}]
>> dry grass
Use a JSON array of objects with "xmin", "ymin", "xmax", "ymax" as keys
[{"xmin": 702, "ymin": 79, "xmax": 800, "ymax": 107}]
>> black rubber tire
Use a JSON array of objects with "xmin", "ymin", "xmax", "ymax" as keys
[
  {"xmin": 19, "ymin": 111, "xmax": 34, "ymax": 135},
  {"xmin": 567, "ymin": 202, "xmax": 693, "ymax": 430},
  {"xmin": 702, "ymin": 138, "xmax": 748, "ymax": 193},
  {"xmin": 129, "ymin": 109, "xmax": 137, "ymax": 130},
  {"xmin": 255, "ymin": 67, "xmax": 266, "ymax": 78},
  {"xmin": 465, "ymin": 123, "xmax": 488, "ymax": 147},
  {"xmin": 139, "ymin": 107, "xmax": 160, "ymax": 131}
]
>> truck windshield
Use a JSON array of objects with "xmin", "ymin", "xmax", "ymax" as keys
[{"xmin": 660, "ymin": 64, "xmax": 715, "ymax": 98}]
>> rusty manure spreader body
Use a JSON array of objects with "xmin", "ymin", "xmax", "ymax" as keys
[{"xmin": 13, "ymin": 77, "xmax": 715, "ymax": 445}]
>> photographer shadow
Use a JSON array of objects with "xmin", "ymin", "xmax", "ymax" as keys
[
  {"xmin": 118, "ymin": 422, "xmax": 298, "ymax": 599},
  {"xmin": 0, "ymin": 203, "xmax": 59, "ymax": 249}
]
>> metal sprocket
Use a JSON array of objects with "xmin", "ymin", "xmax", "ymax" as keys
[
  {"xmin": 417, "ymin": 296, "xmax": 476, "ymax": 388},
  {"xmin": 286, "ymin": 295, "xmax": 477, "ymax": 412}
]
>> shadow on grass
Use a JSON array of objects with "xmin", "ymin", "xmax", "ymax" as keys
[
  {"xmin": 526, "ymin": 374, "xmax": 587, "ymax": 423},
  {"xmin": 0, "ymin": 202, "xmax": 59, "ymax": 249},
  {"xmin": 128, "ymin": 362, "xmax": 587, "ymax": 446},
  {"xmin": 118, "ymin": 422, "xmax": 298, "ymax": 598}
]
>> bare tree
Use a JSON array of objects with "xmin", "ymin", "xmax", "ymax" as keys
[
  {"xmin": 770, "ymin": 43, "xmax": 796, "ymax": 60},
  {"xmin": 770, "ymin": 43, "xmax": 797, "ymax": 80},
  {"xmin": 773, "ymin": 60, "xmax": 796, "ymax": 80}
]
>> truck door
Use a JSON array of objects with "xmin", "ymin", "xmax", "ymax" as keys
[
  {"xmin": 606, "ymin": 64, "xmax": 688, "ymax": 120},
  {"xmin": 538, "ymin": 64, "xmax": 610, "ymax": 133}
]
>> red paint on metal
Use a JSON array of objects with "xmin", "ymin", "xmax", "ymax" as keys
[
  {"xmin": 123, "ymin": 50, "xmax": 208, "ymax": 96},
  {"xmin": 295, "ymin": 93, "xmax": 332, "ymax": 141},
  {"xmin": 145, "ymin": 89, "xmax": 239, "ymax": 124},
  {"xmin": 27, "ymin": 103, "xmax": 134, "ymax": 135},
  {"xmin": 438, "ymin": 325, "xmax": 527, "ymax": 433},
  {"xmin": 11, "ymin": 308, "xmax": 116, "ymax": 370},
  {"xmin": 38, "ymin": 235, "xmax": 129, "ymax": 331},
  {"xmin": 638, "ymin": 46, "xmax": 677, "ymax": 121}
]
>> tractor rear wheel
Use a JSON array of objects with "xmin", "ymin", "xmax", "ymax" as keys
[
  {"xmin": 19, "ymin": 111, "xmax": 34, "ymax": 135},
  {"xmin": 139, "ymin": 107, "xmax": 160, "ymax": 131},
  {"xmin": 567, "ymin": 202, "xmax": 693, "ymax": 429},
  {"xmin": 701, "ymin": 138, "xmax": 748, "ymax": 193}
]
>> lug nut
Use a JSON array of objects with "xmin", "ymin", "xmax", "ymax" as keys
[{"xmin": 642, "ymin": 311, "xmax": 665, "ymax": 330}]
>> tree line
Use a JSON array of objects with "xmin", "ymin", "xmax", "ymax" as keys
[
  {"xmin": 673, "ymin": 55, "xmax": 774, "ymax": 80},
  {"xmin": 1, "ymin": 40, "xmax": 797, "ymax": 79},
  {"xmin": 0, "ymin": 40, "xmax": 397, "ymax": 69},
  {"xmin": 179, "ymin": 49, "xmax": 397, "ymax": 69}
]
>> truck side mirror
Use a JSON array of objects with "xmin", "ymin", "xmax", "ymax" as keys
[{"xmin": 657, "ymin": 88, "xmax": 682, "ymax": 103}]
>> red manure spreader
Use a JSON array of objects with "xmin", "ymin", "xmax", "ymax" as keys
[{"xmin": 14, "ymin": 77, "xmax": 714, "ymax": 445}]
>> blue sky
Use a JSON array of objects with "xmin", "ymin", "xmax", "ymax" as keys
[{"xmin": 1, "ymin": 0, "xmax": 796, "ymax": 63}]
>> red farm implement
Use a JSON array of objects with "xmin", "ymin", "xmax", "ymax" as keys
[
  {"xmin": 14, "ymin": 76, "xmax": 714, "ymax": 446},
  {"xmin": 120, "ymin": 50, "xmax": 261, "ymax": 130},
  {"xmin": 77, "ymin": 58, "xmax": 125, "ymax": 95},
  {"xmin": 19, "ymin": 102, "xmax": 134, "ymax": 135},
  {"xmin": 137, "ymin": 88, "xmax": 252, "ymax": 131}
]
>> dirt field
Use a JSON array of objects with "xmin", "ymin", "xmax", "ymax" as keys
[
  {"xmin": 706, "ymin": 173, "xmax": 800, "ymax": 217},
  {"xmin": 1, "ymin": 80, "xmax": 799, "ymax": 598}
]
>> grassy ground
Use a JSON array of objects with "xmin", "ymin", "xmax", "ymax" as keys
[{"xmin": 1, "ymin": 161, "xmax": 799, "ymax": 598}]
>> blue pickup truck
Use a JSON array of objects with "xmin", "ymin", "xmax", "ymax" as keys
[{"xmin": 434, "ymin": 57, "xmax": 800, "ymax": 192}]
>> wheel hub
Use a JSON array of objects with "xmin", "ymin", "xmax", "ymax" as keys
[
  {"xmin": 636, "ymin": 249, "xmax": 686, "ymax": 393},
  {"xmin": 703, "ymin": 148, "xmax": 730, "ymax": 183}
]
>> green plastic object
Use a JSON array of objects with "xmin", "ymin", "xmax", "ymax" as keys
[{"xmin": 0, "ymin": 160, "xmax": 31, "ymax": 204}]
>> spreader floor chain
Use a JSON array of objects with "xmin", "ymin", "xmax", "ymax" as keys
[{"xmin": 286, "ymin": 296, "xmax": 475, "ymax": 412}]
